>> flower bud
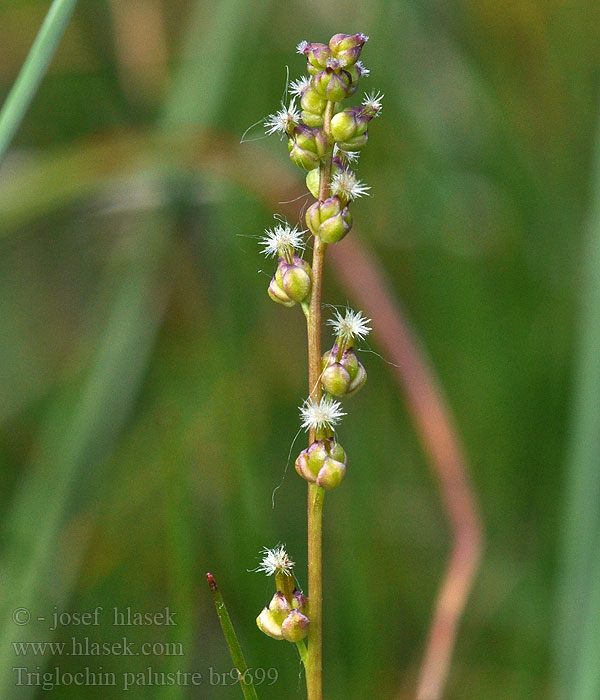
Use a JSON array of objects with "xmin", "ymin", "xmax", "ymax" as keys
[
  {"xmin": 256, "ymin": 607, "xmax": 284, "ymax": 640},
  {"xmin": 344, "ymin": 64, "xmax": 361, "ymax": 96},
  {"xmin": 306, "ymin": 168, "xmax": 320, "ymax": 200},
  {"xmin": 291, "ymin": 589, "xmax": 308, "ymax": 612},
  {"xmin": 306, "ymin": 196, "xmax": 353, "ymax": 244},
  {"xmin": 321, "ymin": 363, "xmax": 351, "ymax": 396},
  {"xmin": 328, "ymin": 33, "xmax": 368, "ymax": 67},
  {"xmin": 305, "ymin": 159, "xmax": 344, "ymax": 200},
  {"xmin": 300, "ymin": 86, "xmax": 328, "ymax": 127},
  {"xmin": 316, "ymin": 457, "xmax": 346, "ymax": 490},
  {"xmin": 301, "ymin": 87, "xmax": 327, "ymax": 116},
  {"xmin": 313, "ymin": 68, "xmax": 351, "ymax": 102},
  {"xmin": 288, "ymin": 125, "xmax": 328, "ymax": 170},
  {"xmin": 321, "ymin": 346, "xmax": 367, "ymax": 397},
  {"xmin": 302, "ymin": 110, "xmax": 324, "ymax": 128},
  {"xmin": 295, "ymin": 438, "xmax": 347, "ymax": 490},
  {"xmin": 269, "ymin": 591, "xmax": 291, "ymax": 622},
  {"xmin": 281, "ymin": 609, "xmax": 310, "ymax": 642},
  {"xmin": 268, "ymin": 255, "xmax": 312, "ymax": 306},
  {"xmin": 337, "ymin": 131, "xmax": 369, "ymax": 152},
  {"xmin": 301, "ymin": 42, "xmax": 331, "ymax": 71},
  {"xmin": 268, "ymin": 278, "xmax": 295, "ymax": 307},
  {"xmin": 330, "ymin": 106, "xmax": 370, "ymax": 143}
]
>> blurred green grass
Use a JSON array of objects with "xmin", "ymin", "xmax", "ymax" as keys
[{"xmin": 0, "ymin": 0, "xmax": 599, "ymax": 698}]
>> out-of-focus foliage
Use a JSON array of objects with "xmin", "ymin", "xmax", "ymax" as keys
[{"xmin": 0, "ymin": 1, "xmax": 599, "ymax": 699}]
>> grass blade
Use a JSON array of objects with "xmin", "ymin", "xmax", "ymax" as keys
[
  {"xmin": 206, "ymin": 573, "xmax": 260, "ymax": 700},
  {"xmin": 0, "ymin": 0, "xmax": 79, "ymax": 165},
  {"xmin": 554, "ymin": 113, "xmax": 600, "ymax": 698}
]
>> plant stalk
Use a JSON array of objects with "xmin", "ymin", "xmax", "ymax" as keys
[{"xmin": 305, "ymin": 99, "xmax": 334, "ymax": 700}]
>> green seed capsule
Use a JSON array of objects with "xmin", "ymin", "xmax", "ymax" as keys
[
  {"xmin": 306, "ymin": 196, "xmax": 353, "ymax": 244},
  {"xmin": 301, "ymin": 87, "xmax": 327, "ymax": 115},
  {"xmin": 321, "ymin": 346, "xmax": 367, "ymax": 396},
  {"xmin": 268, "ymin": 255, "xmax": 312, "ymax": 306},
  {"xmin": 288, "ymin": 125, "xmax": 328, "ymax": 170},
  {"xmin": 321, "ymin": 363, "xmax": 351, "ymax": 396}
]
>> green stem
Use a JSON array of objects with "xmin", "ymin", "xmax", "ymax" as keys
[
  {"xmin": 305, "ymin": 99, "xmax": 335, "ymax": 700},
  {"xmin": 206, "ymin": 573, "xmax": 260, "ymax": 700},
  {"xmin": 0, "ymin": 0, "xmax": 79, "ymax": 167},
  {"xmin": 296, "ymin": 639, "xmax": 308, "ymax": 667},
  {"xmin": 306, "ymin": 483, "xmax": 325, "ymax": 698}
]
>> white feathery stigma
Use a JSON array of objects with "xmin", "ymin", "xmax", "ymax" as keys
[
  {"xmin": 328, "ymin": 308, "xmax": 372, "ymax": 344},
  {"xmin": 260, "ymin": 221, "xmax": 305, "ymax": 258},
  {"xmin": 333, "ymin": 144, "xmax": 360, "ymax": 165},
  {"xmin": 356, "ymin": 60, "xmax": 370, "ymax": 77},
  {"xmin": 331, "ymin": 170, "xmax": 370, "ymax": 200},
  {"xmin": 264, "ymin": 99, "xmax": 300, "ymax": 136},
  {"xmin": 296, "ymin": 40, "xmax": 309, "ymax": 55},
  {"xmin": 362, "ymin": 90, "xmax": 384, "ymax": 115},
  {"xmin": 289, "ymin": 76, "xmax": 311, "ymax": 98},
  {"xmin": 300, "ymin": 396, "xmax": 346, "ymax": 432},
  {"xmin": 256, "ymin": 545, "xmax": 295, "ymax": 577}
]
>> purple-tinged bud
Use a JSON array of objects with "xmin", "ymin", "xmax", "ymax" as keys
[
  {"xmin": 316, "ymin": 457, "xmax": 346, "ymax": 489},
  {"xmin": 269, "ymin": 591, "xmax": 291, "ymax": 623},
  {"xmin": 301, "ymin": 42, "xmax": 332, "ymax": 70},
  {"xmin": 346, "ymin": 362, "xmax": 367, "ymax": 395},
  {"xmin": 313, "ymin": 68, "xmax": 351, "ymax": 102},
  {"xmin": 306, "ymin": 196, "xmax": 353, "ymax": 244},
  {"xmin": 344, "ymin": 64, "xmax": 362, "ymax": 95},
  {"xmin": 321, "ymin": 346, "xmax": 367, "ymax": 396},
  {"xmin": 291, "ymin": 589, "xmax": 308, "ymax": 612},
  {"xmin": 288, "ymin": 125, "xmax": 328, "ymax": 170},
  {"xmin": 268, "ymin": 277, "xmax": 295, "ymax": 307},
  {"xmin": 281, "ymin": 609, "xmax": 310, "ymax": 642},
  {"xmin": 269, "ymin": 255, "xmax": 312, "ymax": 306},
  {"xmin": 328, "ymin": 33, "xmax": 369, "ymax": 67},
  {"xmin": 256, "ymin": 607, "xmax": 284, "ymax": 640},
  {"xmin": 295, "ymin": 438, "xmax": 347, "ymax": 490}
]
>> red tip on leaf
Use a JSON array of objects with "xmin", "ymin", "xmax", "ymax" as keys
[{"xmin": 206, "ymin": 572, "xmax": 217, "ymax": 592}]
